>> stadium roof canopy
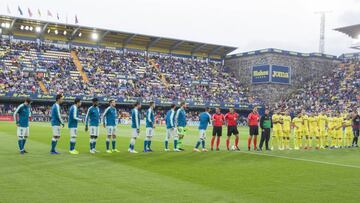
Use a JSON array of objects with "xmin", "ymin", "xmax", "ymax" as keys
[
  {"xmin": 334, "ymin": 24, "xmax": 360, "ymax": 49},
  {"xmin": 334, "ymin": 24, "xmax": 360, "ymax": 38},
  {"xmin": 0, "ymin": 15, "xmax": 237, "ymax": 59}
]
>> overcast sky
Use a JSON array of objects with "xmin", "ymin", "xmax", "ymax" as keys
[{"xmin": 1, "ymin": 0, "xmax": 360, "ymax": 55}]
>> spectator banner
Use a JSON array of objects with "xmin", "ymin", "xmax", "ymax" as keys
[
  {"xmin": 252, "ymin": 65, "xmax": 270, "ymax": 83},
  {"xmin": 271, "ymin": 65, "xmax": 290, "ymax": 84},
  {"xmin": 0, "ymin": 92, "xmax": 264, "ymax": 110},
  {"xmin": 0, "ymin": 115, "xmax": 14, "ymax": 121}
]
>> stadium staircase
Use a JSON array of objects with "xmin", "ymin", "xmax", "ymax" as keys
[
  {"xmin": 341, "ymin": 63, "xmax": 355, "ymax": 80},
  {"xmin": 70, "ymin": 50, "xmax": 89, "ymax": 83},
  {"xmin": 148, "ymin": 59, "xmax": 169, "ymax": 87},
  {"xmin": 159, "ymin": 74, "xmax": 169, "ymax": 87},
  {"xmin": 38, "ymin": 81, "xmax": 49, "ymax": 94}
]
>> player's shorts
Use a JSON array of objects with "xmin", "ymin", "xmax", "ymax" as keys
[
  {"xmin": 177, "ymin": 127, "xmax": 187, "ymax": 136},
  {"xmin": 17, "ymin": 127, "xmax": 29, "ymax": 138},
  {"xmin": 282, "ymin": 130, "xmax": 290, "ymax": 137},
  {"xmin": 272, "ymin": 128, "xmax": 283, "ymax": 137},
  {"xmin": 294, "ymin": 129, "xmax": 302, "ymax": 139},
  {"xmin": 199, "ymin": 129, "xmax": 206, "ymax": 140},
  {"xmin": 212, "ymin": 126, "xmax": 222, "ymax": 137},
  {"xmin": 310, "ymin": 129, "xmax": 318, "ymax": 137},
  {"xmin": 106, "ymin": 126, "xmax": 117, "ymax": 135},
  {"xmin": 52, "ymin": 126, "xmax": 61, "ymax": 137},
  {"xmin": 89, "ymin": 126, "xmax": 99, "ymax": 137},
  {"xmin": 303, "ymin": 129, "xmax": 309, "ymax": 136},
  {"xmin": 166, "ymin": 128, "xmax": 177, "ymax": 140},
  {"xmin": 249, "ymin": 126, "xmax": 259, "ymax": 136},
  {"xmin": 69, "ymin": 128, "xmax": 77, "ymax": 137},
  {"xmin": 319, "ymin": 130, "xmax": 327, "ymax": 137},
  {"xmin": 328, "ymin": 130, "xmax": 335, "ymax": 138},
  {"xmin": 227, "ymin": 126, "xmax": 239, "ymax": 136},
  {"xmin": 146, "ymin": 127, "xmax": 154, "ymax": 137},
  {"xmin": 336, "ymin": 129, "xmax": 343, "ymax": 138},
  {"xmin": 132, "ymin": 128, "xmax": 139, "ymax": 138},
  {"xmin": 345, "ymin": 128, "xmax": 352, "ymax": 138}
]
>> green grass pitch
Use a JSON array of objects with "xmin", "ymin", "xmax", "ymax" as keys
[{"xmin": 0, "ymin": 121, "xmax": 360, "ymax": 203}]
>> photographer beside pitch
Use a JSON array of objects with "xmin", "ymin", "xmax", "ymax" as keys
[{"xmin": 258, "ymin": 109, "xmax": 273, "ymax": 151}]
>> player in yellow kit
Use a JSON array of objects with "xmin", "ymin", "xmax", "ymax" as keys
[
  {"xmin": 343, "ymin": 114, "xmax": 353, "ymax": 148},
  {"xmin": 282, "ymin": 111, "xmax": 291, "ymax": 150},
  {"xmin": 341, "ymin": 112, "xmax": 348, "ymax": 145},
  {"xmin": 271, "ymin": 111, "xmax": 283, "ymax": 150},
  {"xmin": 317, "ymin": 111, "xmax": 328, "ymax": 149},
  {"xmin": 308, "ymin": 113, "xmax": 319, "ymax": 149},
  {"xmin": 327, "ymin": 112, "xmax": 337, "ymax": 148},
  {"xmin": 292, "ymin": 113, "xmax": 303, "ymax": 150},
  {"xmin": 301, "ymin": 110, "xmax": 311, "ymax": 149},
  {"xmin": 335, "ymin": 112, "xmax": 344, "ymax": 148}
]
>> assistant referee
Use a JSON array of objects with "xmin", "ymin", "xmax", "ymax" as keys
[{"xmin": 247, "ymin": 107, "xmax": 259, "ymax": 151}]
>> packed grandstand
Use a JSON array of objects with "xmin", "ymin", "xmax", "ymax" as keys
[
  {"xmin": 0, "ymin": 14, "xmax": 359, "ymax": 120},
  {"xmin": 0, "ymin": 39, "xmax": 258, "ymax": 105}
]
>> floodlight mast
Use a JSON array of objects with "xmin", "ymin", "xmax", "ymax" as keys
[{"xmin": 315, "ymin": 11, "xmax": 332, "ymax": 53}]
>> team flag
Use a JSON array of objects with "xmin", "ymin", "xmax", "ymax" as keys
[
  {"xmin": 75, "ymin": 15, "xmax": 79, "ymax": 24},
  {"xmin": 28, "ymin": 8, "xmax": 33, "ymax": 17},
  {"xmin": 47, "ymin": 10, "xmax": 52, "ymax": 17},
  {"xmin": 18, "ymin": 6, "xmax": 23, "ymax": 15},
  {"xmin": 7, "ymin": 5, "xmax": 11, "ymax": 14},
  {"xmin": 37, "ymin": 9, "xmax": 41, "ymax": 17}
]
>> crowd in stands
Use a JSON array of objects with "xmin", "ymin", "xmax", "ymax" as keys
[
  {"xmin": 276, "ymin": 59, "xmax": 360, "ymax": 113},
  {"xmin": 0, "ymin": 39, "xmax": 258, "ymax": 105},
  {"xmin": 225, "ymin": 53, "xmax": 340, "ymax": 105},
  {"xmin": 76, "ymin": 47, "xmax": 256, "ymax": 104},
  {"xmin": 0, "ymin": 39, "xmax": 85, "ymax": 95},
  {"xmin": 1, "ymin": 39, "xmax": 359, "ymax": 115},
  {"xmin": 0, "ymin": 40, "xmax": 39, "ymax": 94}
]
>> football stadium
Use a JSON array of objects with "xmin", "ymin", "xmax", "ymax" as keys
[{"xmin": 0, "ymin": 1, "xmax": 360, "ymax": 202}]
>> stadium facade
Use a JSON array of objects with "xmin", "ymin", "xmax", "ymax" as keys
[{"xmin": 224, "ymin": 49, "xmax": 341, "ymax": 104}]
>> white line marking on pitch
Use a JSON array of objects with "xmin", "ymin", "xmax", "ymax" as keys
[{"xmin": 236, "ymin": 151, "xmax": 360, "ymax": 169}]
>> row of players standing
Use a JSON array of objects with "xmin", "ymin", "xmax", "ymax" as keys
[
  {"xmin": 13, "ymin": 94, "xmax": 257, "ymax": 154},
  {"xmin": 271, "ymin": 109, "xmax": 360, "ymax": 150},
  {"xmin": 13, "ymin": 95, "xmax": 360, "ymax": 154}
]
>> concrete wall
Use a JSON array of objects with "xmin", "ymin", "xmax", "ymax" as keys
[{"xmin": 225, "ymin": 53, "xmax": 341, "ymax": 104}]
